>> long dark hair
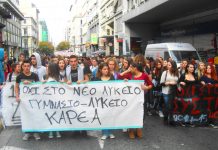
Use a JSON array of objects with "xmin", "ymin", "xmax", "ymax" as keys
[
  {"xmin": 47, "ymin": 63, "xmax": 60, "ymax": 81},
  {"xmin": 169, "ymin": 60, "xmax": 179, "ymax": 77},
  {"xmin": 96, "ymin": 62, "xmax": 111, "ymax": 78},
  {"xmin": 154, "ymin": 59, "xmax": 163, "ymax": 77},
  {"xmin": 131, "ymin": 62, "xmax": 144, "ymax": 73},
  {"xmin": 185, "ymin": 63, "xmax": 195, "ymax": 76}
]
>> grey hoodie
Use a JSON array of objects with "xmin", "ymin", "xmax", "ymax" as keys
[{"xmin": 30, "ymin": 52, "xmax": 46, "ymax": 81}]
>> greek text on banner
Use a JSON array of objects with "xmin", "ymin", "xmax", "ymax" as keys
[{"xmin": 20, "ymin": 80, "xmax": 144, "ymax": 132}]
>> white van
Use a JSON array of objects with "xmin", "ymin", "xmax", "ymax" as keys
[{"xmin": 144, "ymin": 43, "xmax": 201, "ymax": 64}]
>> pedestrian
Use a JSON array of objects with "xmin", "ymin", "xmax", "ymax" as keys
[
  {"xmin": 15, "ymin": 59, "xmax": 41, "ymax": 141},
  {"xmin": 92, "ymin": 62, "xmax": 115, "ymax": 140}
]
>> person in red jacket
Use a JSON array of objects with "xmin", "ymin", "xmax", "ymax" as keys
[{"xmin": 121, "ymin": 62, "xmax": 153, "ymax": 139}]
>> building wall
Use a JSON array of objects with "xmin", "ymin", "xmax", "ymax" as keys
[
  {"xmin": 19, "ymin": 0, "xmax": 39, "ymax": 56},
  {"xmin": 0, "ymin": 0, "xmax": 24, "ymax": 59}
]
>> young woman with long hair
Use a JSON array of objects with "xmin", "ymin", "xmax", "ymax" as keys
[
  {"xmin": 106, "ymin": 57, "xmax": 119, "ymax": 80},
  {"xmin": 93, "ymin": 62, "xmax": 115, "ymax": 140},
  {"xmin": 200, "ymin": 64, "xmax": 218, "ymax": 128},
  {"xmin": 45, "ymin": 63, "xmax": 62, "ymax": 138},
  {"xmin": 127, "ymin": 62, "xmax": 153, "ymax": 139},
  {"xmin": 58, "ymin": 58, "xmax": 67, "ymax": 82},
  {"xmin": 152, "ymin": 59, "xmax": 164, "ymax": 117},
  {"xmin": 160, "ymin": 60, "xmax": 179, "ymax": 124},
  {"xmin": 200, "ymin": 64, "xmax": 217, "ymax": 85},
  {"xmin": 196, "ymin": 62, "xmax": 206, "ymax": 80}
]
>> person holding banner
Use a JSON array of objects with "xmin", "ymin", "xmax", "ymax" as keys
[
  {"xmin": 178, "ymin": 63, "xmax": 199, "ymax": 127},
  {"xmin": 93, "ymin": 62, "xmax": 116, "ymax": 140},
  {"xmin": 44, "ymin": 63, "xmax": 62, "ymax": 138},
  {"xmin": 66, "ymin": 55, "xmax": 89, "ymax": 84},
  {"xmin": 160, "ymin": 60, "xmax": 179, "ymax": 125},
  {"xmin": 15, "ymin": 59, "xmax": 41, "ymax": 141},
  {"xmin": 200, "ymin": 64, "xmax": 218, "ymax": 128},
  {"xmin": 128, "ymin": 62, "xmax": 153, "ymax": 139},
  {"xmin": 200, "ymin": 64, "xmax": 218, "ymax": 85}
]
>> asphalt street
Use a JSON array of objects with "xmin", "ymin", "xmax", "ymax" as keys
[{"xmin": 0, "ymin": 116, "xmax": 217, "ymax": 150}]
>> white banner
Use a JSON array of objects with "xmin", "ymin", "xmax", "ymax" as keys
[
  {"xmin": 20, "ymin": 81, "xmax": 144, "ymax": 132},
  {"xmin": 2, "ymin": 82, "xmax": 21, "ymax": 126}
]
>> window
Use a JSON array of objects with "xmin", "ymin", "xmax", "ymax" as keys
[
  {"xmin": 170, "ymin": 51, "xmax": 200, "ymax": 62},
  {"xmin": 24, "ymin": 28, "xmax": 27, "ymax": 35}
]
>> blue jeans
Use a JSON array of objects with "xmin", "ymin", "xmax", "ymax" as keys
[
  {"xmin": 102, "ymin": 130, "xmax": 112, "ymax": 136},
  {"xmin": 162, "ymin": 93, "xmax": 173, "ymax": 119}
]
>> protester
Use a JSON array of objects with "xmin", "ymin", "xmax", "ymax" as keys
[
  {"xmin": 106, "ymin": 57, "xmax": 119, "ymax": 80},
  {"xmin": 58, "ymin": 58, "xmax": 67, "ymax": 82},
  {"xmin": 66, "ymin": 55, "xmax": 89, "ymax": 84},
  {"xmin": 200, "ymin": 64, "xmax": 218, "ymax": 85},
  {"xmin": 179, "ymin": 59, "xmax": 188, "ymax": 75},
  {"xmin": 15, "ymin": 59, "xmax": 40, "ymax": 141},
  {"xmin": 200, "ymin": 64, "xmax": 218, "ymax": 128},
  {"xmin": 51, "ymin": 55, "xmax": 59, "ymax": 64},
  {"xmin": 30, "ymin": 53, "xmax": 46, "ymax": 81},
  {"xmin": 93, "ymin": 62, "xmax": 115, "ymax": 140},
  {"xmin": 6, "ymin": 63, "xmax": 21, "ymax": 82},
  {"xmin": 44, "ymin": 63, "xmax": 62, "ymax": 138},
  {"xmin": 4, "ymin": 52, "xmax": 12, "ymax": 81},
  {"xmin": 127, "ymin": 62, "xmax": 153, "ymax": 139},
  {"xmin": 89, "ymin": 58, "xmax": 98, "ymax": 80},
  {"xmin": 196, "ymin": 62, "xmax": 206, "ymax": 80},
  {"xmin": 18, "ymin": 53, "xmax": 25, "ymax": 65},
  {"xmin": 160, "ymin": 60, "xmax": 179, "ymax": 125},
  {"xmin": 152, "ymin": 59, "xmax": 164, "ymax": 117}
]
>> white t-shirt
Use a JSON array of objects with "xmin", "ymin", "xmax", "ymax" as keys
[{"xmin": 160, "ymin": 70, "xmax": 179, "ymax": 94}]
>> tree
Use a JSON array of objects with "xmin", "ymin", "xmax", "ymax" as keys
[
  {"xmin": 56, "ymin": 41, "xmax": 70, "ymax": 51},
  {"xmin": 38, "ymin": 42, "xmax": 54, "ymax": 55}
]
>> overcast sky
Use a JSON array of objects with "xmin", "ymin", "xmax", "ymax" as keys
[{"xmin": 31, "ymin": 0, "xmax": 72, "ymax": 46}]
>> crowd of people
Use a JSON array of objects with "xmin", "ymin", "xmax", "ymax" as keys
[{"xmin": 0, "ymin": 51, "xmax": 218, "ymax": 141}]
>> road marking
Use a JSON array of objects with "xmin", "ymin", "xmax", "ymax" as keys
[
  {"xmin": 98, "ymin": 139, "xmax": 104, "ymax": 149},
  {"xmin": 0, "ymin": 146, "xmax": 28, "ymax": 150}
]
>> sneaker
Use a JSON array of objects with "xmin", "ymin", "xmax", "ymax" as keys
[
  {"xmin": 56, "ymin": 131, "xmax": 61, "ymax": 138},
  {"xmin": 48, "ymin": 132, "xmax": 54, "ymax": 139},
  {"xmin": 109, "ymin": 134, "xmax": 115, "ymax": 139},
  {"xmin": 22, "ymin": 133, "xmax": 30, "ymax": 141},
  {"xmin": 158, "ymin": 111, "xmax": 164, "ymax": 118},
  {"xmin": 147, "ymin": 111, "xmax": 152, "ymax": 116},
  {"xmin": 33, "ymin": 133, "xmax": 41, "ymax": 140},
  {"xmin": 101, "ymin": 135, "xmax": 108, "ymax": 140},
  {"xmin": 209, "ymin": 124, "xmax": 218, "ymax": 129},
  {"xmin": 189, "ymin": 123, "xmax": 195, "ymax": 128},
  {"xmin": 122, "ymin": 129, "xmax": 127, "ymax": 133}
]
